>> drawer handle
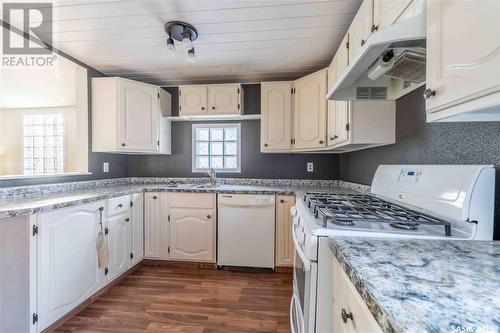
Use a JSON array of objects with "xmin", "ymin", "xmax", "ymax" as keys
[
  {"xmin": 153, "ymin": 196, "xmax": 158, "ymax": 199},
  {"xmin": 207, "ymin": 215, "xmax": 211, "ymax": 219},
  {"xmin": 125, "ymin": 218, "xmax": 130, "ymax": 222},
  {"xmin": 118, "ymin": 203, "xmax": 123, "ymax": 208},
  {"xmin": 423, "ymin": 88, "xmax": 436, "ymax": 99},
  {"xmin": 341, "ymin": 308, "xmax": 353, "ymax": 324},
  {"xmin": 121, "ymin": 143, "xmax": 126, "ymax": 147},
  {"xmin": 280, "ymin": 199, "xmax": 285, "ymax": 204},
  {"xmin": 201, "ymin": 106, "xmax": 205, "ymax": 110},
  {"xmin": 212, "ymin": 106, "xmax": 216, "ymax": 110},
  {"xmin": 319, "ymin": 140, "xmax": 324, "ymax": 144}
]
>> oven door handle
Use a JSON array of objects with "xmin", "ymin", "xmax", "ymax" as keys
[
  {"xmin": 290, "ymin": 293, "xmax": 305, "ymax": 333},
  {"xmin": 292, "ymin": 228, "xmax": 312, "ymax": 271}
]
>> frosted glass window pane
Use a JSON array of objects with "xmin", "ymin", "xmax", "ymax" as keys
[
  {"xmin": 210, "ymin": 142, "xmax": 223, "ymax": 155},
  {"xmin": 210, "ymin": 156, "xmax": 223, "ymax": 169},
  {"xmin": 224, "ymin": 156, "xmax": 237, "ymax": 169},
  {"xmin": 197, "ymin": 128, "xmax": 209, "ymax": 141},
  {"xmin": 196, "ymin": 142, "xmax": 209, "ymax": 155},
  {"xmin": 197, "ymin": 156, "xmax": 209, "ymax": 169},
  {"xmin": 224, "ymin": 142, "xmax": 237, "ymax": 155},
  {"xmin": 224, "ymin": 128, "xmax": 237, "ymax": 141},
  {"xmin": 210, "ymin": 128, "xmax": 223, "ymax": 141}
]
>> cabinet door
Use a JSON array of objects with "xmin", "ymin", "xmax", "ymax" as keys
[
  {"xmin": 107, "ymin": 213, "xmax": 131, "ymax": 281},
  {"xmin": 334, "ymin": 101, "xmax": 350, "ymax": 146},
  {"xmin": 373, "ymin": 0, "xmax": 413, "ymax": 29},
  {"xmin": 131, "ymin": 193, "xmax": 144, "ymax": 265},
  {"xmin": 261, "ymin": 82, "xmax": 293, "ymax": 151},
  {"xmin": 348, "ymin": 0, "xmax": 374, "ymax": 63},
  {"xmin": 327, "ymin": 62, "xmax": 337, "ymax": 147},
  {"xmin": 208, "ymin": 84, "xmax": 241, "ymax": 115},
  {"xmin": 169, "ymin": 208, "xmax": 215, "ymax": 262},
  {"xmin": 144, "ymin": 193, "xmax": 161, "ymax": 258},
  {"xmin": 179, "ymin": 86, "xmax": 208, "ymax": 115},
  {"xmin": 293, "ymin": 70, "xmax": 327, "ymax": 150},
  {"xmin": 118, "ymin": 79, "xmax": 159, "ymax": 151},
  {"xmin": 37, "ymin": 202, "xmax": 103, "ymax": 330},
  {"xmin": 275, "ymin": 196, "xmax": 295, "ymax": 267},
  {"xmin": 426, "ymin": 0, "xmax": 500, "ymax": 114}
]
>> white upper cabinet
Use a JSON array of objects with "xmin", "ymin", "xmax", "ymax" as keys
[
  {"xmin": 348, "ymin": 0, "xmax": 374, "ymax": 63},
  {"xmin": 261, "ymin": 82, "xmax": 293, "ymax": 151},
  {"xmin": 179, "ymin": 85, "xmax": 208, "ymax": 115},
  {"xmin": 373, "ymin": 0, "xmax": 413, "ymax": 29},
  {"xmin": 208, "ymin": 84, "xmax": 242, "ymax": 115},
  {"xmin": 426, "ymin": 0, "xmax": 500, "ymax": 122},
  {"xmin": 92, "ymin": 77, "xmax": 171, "ymax": 154},
  {"xmin": 293, "ymin": 69, "xmax": 328, "ymax": 150},
  {"xmin": 179, "ymin": 84, "xmax": 243, "ymax": 117}
]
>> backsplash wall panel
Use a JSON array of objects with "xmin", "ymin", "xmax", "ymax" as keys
[
  {"xmin": 128, "ymin": 120, "xmax": 339, "ymax": 180},
  {"xmin": 338, "ymin": 86, "xmax": 500, "ymax": 239}
]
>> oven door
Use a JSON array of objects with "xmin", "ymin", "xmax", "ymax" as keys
[{"xmin": 291, "ymin": 228, "xmax": 317, "ymax": 333}]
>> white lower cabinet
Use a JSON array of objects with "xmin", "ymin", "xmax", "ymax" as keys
[
  {"xmin": 131, "ymin": 193, "xmax": 144, "ymax": 265},
  {"xmin": 106, "ymin": 212, "xmax": 132, "ymax": 282},
  {"xmin": 332, "ymin": 256, "xmax": 382, "ymax": 333},
  {"xmin": 37, "ymin": 201, "xmax": 104, "ymax": 331},
  {"xmin": 144, "ymin": 192, "xmax": 216, "ymax": 263},
  {"xmin": 169, "ymin": 208, "xmax": 215, "ymax": 262}
]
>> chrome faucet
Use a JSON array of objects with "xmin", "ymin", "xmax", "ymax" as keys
[{"xmin": 205, "ymin": 168, "xmax": 217, "ymax": 186}]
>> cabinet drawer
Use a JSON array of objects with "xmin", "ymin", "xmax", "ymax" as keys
[
  {"xmin": 169, "ymin": 193, "xmax": 215, "ymax": 209},
  {"xmin": 332, "ymin": 256, "xmax": 382, "ymax": 333},
  {"xmin": 106, "ymin": 195, "xmax": 131, "ymax": 217}
]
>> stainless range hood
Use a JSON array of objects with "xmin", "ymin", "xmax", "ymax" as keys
[{"xmin": 327, "ymin": 7, "xmax": 427, "ymax": 101}]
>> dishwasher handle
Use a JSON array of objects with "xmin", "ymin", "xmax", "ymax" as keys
[{"xmin": 218, "ymin": 202, "xmax": 275, "ymax": 208}]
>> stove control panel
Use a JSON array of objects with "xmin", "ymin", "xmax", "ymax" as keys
[{"xmin": 398, "ymin": 168, "xmax": 422, "ymax": 184}]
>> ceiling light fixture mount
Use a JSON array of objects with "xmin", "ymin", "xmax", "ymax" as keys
[{"xmin": 164, "ymin": 21, "xmax": 199, "ymax": 62}]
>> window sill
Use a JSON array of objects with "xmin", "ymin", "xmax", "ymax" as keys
[{"xmin": 0, "ymin": 171, "xmax": 92, "ymax": 181}]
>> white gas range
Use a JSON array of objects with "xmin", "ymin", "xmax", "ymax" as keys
[{"xmin": 289, "ymin": 165, "xmax": 496, "ymax": 333}]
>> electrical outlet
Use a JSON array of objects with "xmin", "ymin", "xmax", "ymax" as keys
[
  {"xmin": 103, "ymin": 162, "xmax": 109, "ymax": 173},
  {"xmin": 307, "ymin": 162, "xmax": 314, "ymax": 172}
]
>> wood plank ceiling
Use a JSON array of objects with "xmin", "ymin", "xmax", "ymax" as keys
[{"xmin": 18, "ymin": 0, "xmax": 363, "ymax": 86}]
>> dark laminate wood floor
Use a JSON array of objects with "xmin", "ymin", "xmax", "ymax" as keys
[{"xmin": 55, "ymin": 266, "xmax": 293, "ymax": 333}]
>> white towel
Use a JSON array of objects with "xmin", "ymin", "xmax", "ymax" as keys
[{"xmin": 96, "ymin": 230, "xmax": 109, "ymax": 268}]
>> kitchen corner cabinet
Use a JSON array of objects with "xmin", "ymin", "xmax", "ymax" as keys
[
  {"xmin": 332, "ymin": 256, "xmax": 382, "ymax": 333},
  {"xmin": 425, "ymin": 0, "xmax": 500, "ymax": 122},
  {"xmin": 348, "ymin": 0, "xmax": 374, "ymax": 63},
  {"xmin": 37, "ymin": 201, "xmax": 104, "ymax": 331},
  {"xmin": 92, "ymin": 77, "xmax": 171, "ymax": 154},
  {"xmin": 293, "ymin": 69, "xmax": 328, "ymax": 150},
  {"xmin": 179, "ymin": 84, "xmax": 243, "ymax": 117},
  {"xmin": 275, "ymin": 195, "xmax": 295, "ymax": 267},
  {"xmin": 261, "ymin": 82, "xmax": 293, "ymax": 152},
  {"xmin": 373, "ymin": 0, "xmax": 413, "ymax": 29}
]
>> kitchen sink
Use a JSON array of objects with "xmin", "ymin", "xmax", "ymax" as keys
[{"xmin": 194, "ymin": 184, "xmax": 220, "ymax": 189}]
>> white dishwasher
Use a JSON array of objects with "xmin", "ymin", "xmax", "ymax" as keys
[{"xmin": 217, "ymin": 194, "xmax": 275, "ymax": 268}]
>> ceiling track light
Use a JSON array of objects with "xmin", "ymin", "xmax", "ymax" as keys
[{"xmin": 164, "ymin": 21, "xmax": 199, "ymax": 63}]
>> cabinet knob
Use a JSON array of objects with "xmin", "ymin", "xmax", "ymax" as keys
[
  {"xmin": 118, "ymin": 203, "xmax": 123, "ymax": 208},
  {"xmin": 319, "ymin": 140, "xmax": 324, "ymax": 144},
  {"xmin": 423, "ymin": 89, "xmax": 436, "ymax": 99},
  {"xmin": 264, "ymin": 143, "xmax": 268, "ymax": 147},
  {"xmin": 341, "ymin": 308, "xmax": 354, "ymax": 324},
  {"xmin": 212, "ymin": 106, "xmax": 215, "ymax": 110},
  {"xmin": 361, "ymin": 39, "xmax": 366, "ymax": 46},
  {"xmin": 201, "ymin": 106, "xmax": 205, "ymax": 110},
  {"xmin": 153, "ymin": 195, "xmax": 158, "ymax": 199},
  {"xmin": 280, "ymin": 199, "xmax": 285, "ymax": 204},
  {"xmin": 207, "ymin": 215, "xmax": 211, "ymax": 219},
  {"xmin": 121, "ymin": 143, "xmax": 126, "ymax": 147},
  {"xmin": 330, "ymin": 135, "xmax": 339, "ymax": 141},
  {"xmin": 371, "ymin": 24, "xmax": 378, "ymax": 32},
  {"xmin": 125, "ymin": 218, "xmax": 130, "ymax": 222}
]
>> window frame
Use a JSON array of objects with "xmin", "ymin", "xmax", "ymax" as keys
[{"xmin": 191, "ymin": 123, "xmax": 241, "ymax": 174}]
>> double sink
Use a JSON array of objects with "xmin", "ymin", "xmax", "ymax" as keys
[{"xmin": 160, "ymin": 183, "xmax": 221, "ymax": 189}]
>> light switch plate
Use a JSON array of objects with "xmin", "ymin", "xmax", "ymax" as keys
[
  {"xmin": 103, "ymin": 162, "xmax": 109, "ymax": 173},
  {"xmin": 307, "ymin": 162, "xmax": 313, "ymax": 172}
]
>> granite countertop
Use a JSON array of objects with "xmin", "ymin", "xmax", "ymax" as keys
[
  {"xmin": 0, "ymin": 179, "xmax": 362, "ymax": 218},
  {"xmin": 329, "ymin": 238, "xmax": 500, "ymax": 333}
]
